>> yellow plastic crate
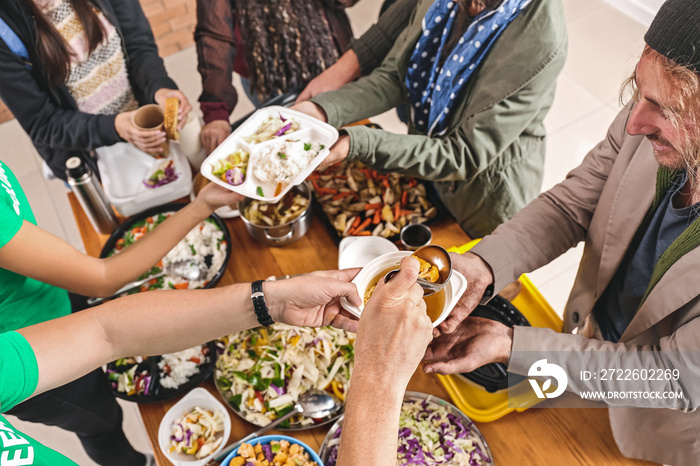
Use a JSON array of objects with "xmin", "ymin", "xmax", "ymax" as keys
[{"xmin": 439, "ymin": 240, "xmax": 563, "ymax": 423}]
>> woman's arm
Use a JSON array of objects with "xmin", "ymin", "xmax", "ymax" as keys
[
  {"xmin": 0, "ymin": 183, "xmax": 242, "ymax": 297},
  {"xmin": 19, "ymin": 269, "xmax": 362, "ymax": 396},
  {"xmin": 108, "ymin": 0, "xmax": 177, "ymax": 102},
  {"xmin": 0, "ymin": 45, "xmax": 122, "ymax": 152}
]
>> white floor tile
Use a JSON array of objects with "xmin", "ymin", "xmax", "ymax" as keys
[
  {"xmin": 545, "ymin": 73, "xmax": 606, "ymax": 134},
  {"xmin": 543, "ymin": 105, "xmax": 620, "ymax": 192},
  {"xmin": 563, "ymin": 2, "xmax": 647, "ymax": 105},
  {"xmin": 0, "ymin": 120, "xmax": 42, "ymax": 178}
]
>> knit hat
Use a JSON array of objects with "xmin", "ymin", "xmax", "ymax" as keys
[{"xmin": 644, "ymin": 0, "xmax": 700, "ymax": 72}]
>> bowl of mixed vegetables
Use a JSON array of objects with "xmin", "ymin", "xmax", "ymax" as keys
[
  {"xmin": 221, "ymin": 435, "xmax": 322, "ymax": 466},
  {"xmin": 215, "ymin": 323, "xmax": 354, "ymax": 430},
  {"xmin": 100, "ymin": 203, "xmax": 231, "ymax": 402},
  {"xmin": 319, "ymin": 392, "xmax": 493, "ymax": 466},
  {"xmin": 158, "ymin": 388, "xmax": 231, "ymax": 465}
]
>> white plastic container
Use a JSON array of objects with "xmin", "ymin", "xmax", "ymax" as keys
[
  {"xmin": 97, "ymin": 142, "xmax": 193, "ymax": 217},
  {"xmin": 340, "ymin": 251, "xmax": 468, "ymax": 328},
  {"xmin": 337, "ymin": 236, "xmax": 399, "ymax": 269},
  {"xmin": 200, "ymin": 106, "xmax": 338, "ymax": 203},
  {"xmin": 158, "ymin": 388, "xmax": 232, "ymax": 466}
]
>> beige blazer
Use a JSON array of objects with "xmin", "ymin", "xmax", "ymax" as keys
[{"xmin": 471, "ymin": 104, "xmax": 700, "ymax": 465}]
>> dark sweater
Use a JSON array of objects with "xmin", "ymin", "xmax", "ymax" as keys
[{"xmin": 0, "ymin": 0, "xmax": 176, "ymax": 181}]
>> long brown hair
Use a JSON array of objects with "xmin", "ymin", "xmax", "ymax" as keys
[{"xmin": 25, "ymin": 0, "xmax": 105, "ymax": 85}]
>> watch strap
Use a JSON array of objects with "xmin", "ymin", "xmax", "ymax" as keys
[{"xmin": 251, "ymin": 280, "xmax": 274, "ymax": 327}]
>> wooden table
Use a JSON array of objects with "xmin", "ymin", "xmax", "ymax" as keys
[{"xmin": 68, "ymin": 194, "xmax": 656, "ymax": 465}]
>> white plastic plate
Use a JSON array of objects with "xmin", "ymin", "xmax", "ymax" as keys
[{"xmin": 200, "ymin": 106, "xmax": 339, "ymax": 203}]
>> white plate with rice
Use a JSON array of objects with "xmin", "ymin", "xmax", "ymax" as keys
[{"xmin": 200, "ymin": 106, "xmax": 339, "ymax": 203}]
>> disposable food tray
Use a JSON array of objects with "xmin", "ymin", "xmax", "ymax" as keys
[{"xmin": 438, "ymin": 240, "xmax": 563, "ymax": 422}]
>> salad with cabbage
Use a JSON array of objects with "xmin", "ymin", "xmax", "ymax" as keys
[
  {"xmin": 243, "ymin": 114, "xmax": 300, "ymax": 144},
  {"xmin": 323, "ymin": 397, "xmax": 492, "ymax": 466},
  {"xmin": 168, "ymin": 406, "xmax": 225, "ymax": 459},
  {"xmin": 211, "ymin": 150, "xmax": 250, "ymax": 186},
  {"xmin": 215, "ymin": 323, "xmax": 354, "ymax": 428}
]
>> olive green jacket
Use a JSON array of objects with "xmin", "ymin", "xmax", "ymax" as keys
[{"xmin": 311, "ymin": 0, "xmax": 567, "ymax": 237}]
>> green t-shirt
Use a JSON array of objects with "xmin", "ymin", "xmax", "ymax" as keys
[
  {"xmin": 0, "ymin": 161, "xmax": 71, "ymax": 332},
  {"xmin": 0, "ymin": 331, "xmax": 78, "ymax": 465}
]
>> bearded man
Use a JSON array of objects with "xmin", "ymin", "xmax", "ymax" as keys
[{"xmin": 423, "ymin": 0, "xmax": 700, "ymax": 464}]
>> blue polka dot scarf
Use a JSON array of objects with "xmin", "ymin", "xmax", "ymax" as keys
[{"xmin": 406, "ymin": 0, "xmax": 532, "ymax": 136}]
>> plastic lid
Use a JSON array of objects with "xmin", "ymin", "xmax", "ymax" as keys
[{"xmin": 65, "ymin": 156, "xmax": 87, "ymax": 179}]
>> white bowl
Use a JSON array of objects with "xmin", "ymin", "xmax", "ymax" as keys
[
  {"xmin": 337, "ymin": 236, "xmax": 399, "ymax": 269},
  {"xmin": 340, "ymin": 251, "xmax": 467, "ymax": 328},
  {"xmin": 158, "ymin": 388, "xmax": 232, "ymax": 466}
]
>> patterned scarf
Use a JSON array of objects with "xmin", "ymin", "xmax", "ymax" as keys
[{"xmin": 405, "ymin": 0, "xmax": 532, "ymax": 136}]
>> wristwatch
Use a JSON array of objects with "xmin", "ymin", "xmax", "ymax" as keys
[{"xmin": 251, "ymin": 280, "xmax": 274, "ymax": 327}]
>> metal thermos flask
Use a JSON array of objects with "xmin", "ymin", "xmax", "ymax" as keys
[{"xmin": 65, "ymin": 157, "xmax": 118, "ymax": 234}]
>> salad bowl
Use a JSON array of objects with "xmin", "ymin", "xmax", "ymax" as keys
[
  {"xmin": 319, "ymin": 391, "xmax": 493, "ymax": 465},
  {"xmin": 158, "ymin": 388, "xmax": 232, "ymax": 466}
]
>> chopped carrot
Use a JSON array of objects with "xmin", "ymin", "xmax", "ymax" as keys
[
  {"xmin": 351, "ymin": 216, "xmax": 361, "ymax": 229},
  {"xmin": 401, "ymin": 190, "xmax": 408, "ymax": 207},
  {"xmin": 311, "ymin": 178, "xmax": 323, "ymax": 193},
  {"xmin": 173, "ymin": 283, "xmax": 189, "ymax": 290},
  {"xmin": 147, "ymin": 217, "xmax": 154, "ymax": 224},
  {"xmin": 356, "ymin": 231, "xmax": 371, "ymax": 236},
  {"xmin": 382, "ymin": 179, "xmax": 390, "ymax": 189},
  {"xmin": 373, "ymin": 208, "xmax": 381, "ymax": 224},
  {"xmin": 333, "ymin": 192, "xmax": 354, "ymax": 201},
  {"xmin": 351, "ymin": 218, "xmax": 372, "ymax": 235},
  {"xmin": 157, "ymin": 260, "xmax": 163, "ymax": 268},
  {"xmin": 274, "ymin": 183, "xmax": 283, "ymax": 196},
  {"xmin": 364, "ymin": 202, "xmax": 382, "ymax": 210},
  {"xmin": 399, "ymin": 209, "xmax": 415, "ymax": 217},
  {"xmin": 394, "ymin": 202, "xmax": 401, "ymax": 221},
  {"xmin": 199, "ymin": 225, "xmax": 204, "ymax": 231}
]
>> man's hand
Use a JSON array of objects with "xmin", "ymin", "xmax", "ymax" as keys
[
  {"xmin": 154, "ymin": 89, "xmax": 192, "ymax": 130},
  {"xmin": 191, "ymin": 182, "xmax": 244, "ymax": 214},
  {"xmin": 436, "ymin": 252, "xmax": 495, "ymax": 335},
  {"xmin": 290, "ymin": 101, "xmax": 328, "ymax": 123},
  {"xmin": 424, "ymin": 317, "xmax": 513, "ymax": 374},
  {"xmin": 265, "ymin": 269, "xmax": 362, "ymax": 332},
  {"xmin": 201, "ymin": 120, "xmax": 231, "ymax": 155},
  {"xmin": 354, "ymin": 256, "xmax": 433, "ymax": 387},
  {"xmin": 296, "ymin": 50, "xmax": 362, "ymax": 103},
  {"xmin": 318, "ymin": 134, "xmax": 350, "ymax": 170}
]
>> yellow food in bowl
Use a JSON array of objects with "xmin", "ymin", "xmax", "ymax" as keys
[{"xmin": 363, "ymin": 265, "xmax": 445, "ymax": 323}]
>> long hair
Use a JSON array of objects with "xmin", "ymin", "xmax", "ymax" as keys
[
  {"xmin": 24, "ymin": 0, "xmax": 106, "ymax": 85},
  {"xmin": 622, "ymin": 46, "xmax": 700, "ymax": 188}
]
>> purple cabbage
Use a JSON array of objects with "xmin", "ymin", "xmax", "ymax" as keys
[
  {"xmin": 170, "ymin": 423, "xmax": 184, "ymax": 442},
  {"xmin": 274, "ymin": 122, "xmax": 292, "ymax": 137},
  {"xmin": 270, "ymin": 384, "xmax": 286, "ymax": 396},
  {"xmin": 279, "ymin": 113, "xmax": 287, "ymax": 122},
  {"xmin": 225, "ymin": 167, "xmax": 244, "ymax": 186},
  {"xmin": 143, "ymin": 376, "xmax": 151, "ymax": 396}
]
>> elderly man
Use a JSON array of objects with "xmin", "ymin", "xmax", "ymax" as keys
[{"xmin": 424, "ymin": 0, "xmax": 700, "ymax": 464}]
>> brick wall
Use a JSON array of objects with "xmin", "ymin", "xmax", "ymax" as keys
[{"xmin": 0, "ymin": 0, "xmax": 198, "ymax": 124}]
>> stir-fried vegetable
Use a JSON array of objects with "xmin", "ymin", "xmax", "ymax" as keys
[
  {"xmin": 212, "ymin": 150, "xmax": 250, "ymax": 186},
  {"xmin": 244, "ymin": 115, "xmax": 300, "ymax": 144},
  {"xmin": 414, "ymin": 256, "xmax": 440, "ymax": 283},
  {"xmin": 216, "ymin": 324, "xmax": 354, "ymax": 427},
  {"xmin": 324, "ymin": 398, "xmax": 492, "ymax": 466},
  {"xmin": 109, "ymin": 359, "xmax": 152, "ymax": 396},
  {"xmin": 243, "ymin": 191, "xmax": 309, "ymax": 227},
  {"xmin": 169, "ymin": 407, "xmax": 225, "ymax": 459},
  {"xmin": 310, "ymin": 161, "xmax": 438, "ymax": 239}
]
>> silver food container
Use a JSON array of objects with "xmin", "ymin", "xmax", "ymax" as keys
[{"xmin": 239, "ymin": 182, "xmax": 313, "ymax": 247}]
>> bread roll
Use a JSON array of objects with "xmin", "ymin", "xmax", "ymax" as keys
[{"xmin": 163, "ymin": 97, "xmax": 179, "ymax": 140}]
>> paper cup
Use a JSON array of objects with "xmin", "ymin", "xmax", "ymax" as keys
[{"xmin": 133, "ymin": 104, "xmax": 170, "ymax": 158}]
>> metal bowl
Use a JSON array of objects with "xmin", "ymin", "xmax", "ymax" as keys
[
  {"xmin": 318, "ymin": 391, "xmax": 494, "ymax": 465},
  {"xmin": 239, "ymin": 182, "xmax": 313, "ymax": 247}
]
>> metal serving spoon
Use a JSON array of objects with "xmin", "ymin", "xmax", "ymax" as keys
[
  {"xmin": 384, "ymin": 245, "xmax": 453, "ymax": 297},
  {"xmin": 207, "ymin": 390, "xmax": 342, "ymax": 465},
  {"xmin": 86, "ymin": 258, "xmax": 209, "ymax": 305}
]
